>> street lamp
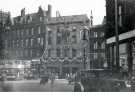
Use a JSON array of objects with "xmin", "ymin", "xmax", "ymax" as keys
[{"xmin": 115, "ymin": 0, "xmax": 120, "ymax": 70}]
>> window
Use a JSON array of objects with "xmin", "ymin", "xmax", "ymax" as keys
[
  {"xmin": 101, "ymin": 32, "xmax": 104, "ymax": 37},
  {"xmin": 36, "ymin": 50, "xmax": 40, "ymax": 56},
  {"xmin": 57, "ymin": 26, "xmax": 60, "ymax": 32},
  {"xmin": 37, "ymin": 38, "xmax": 40, "ymax": 46},
  {"xmin": 20, "ymin": 50, "xmax": 23, "ymax": 57},
  {"xmin": 48, "ymin": 31, "xmax": 52, "ymax": 45},
  {"xmin": 31, "ymin": 28, "xmax": 34, "ymax": 35},
  {"xmin": 38, "ymin": 26, "xmax": 41, "ymax": 34},
  {"xmin": 26, "ymin": 29, "xmax": 29, "ymax": 35},
  {"xmin": 94, "ymin": 32, "xmax": 97, "ymax": 37},
  {"xmin": 56, "ymin": 48, "xmax": 61, "ymax": 57},
  {"xmin": 26, "ymin": 39, "xmax": 29, "ymax": 47},
  {"xmin": 48, "ymin": 49, "xmax": 51, "ymax": 57},
  {"xmin": 57, "ymin": 29, "xmax": 62, "ymax": 44},
  {"xmin": 72, "ymin": 35, "xmax": 77, "ymax": 43},
  {"xmin": 30, "ymin": 50, "xmax": 33, "ymax": 57},
  {"xmin": 21, "ymin": 30, "xmax": 24, "ymax": 36},
  {"xmin": 57, "ymin": 36, "xmax": 61, "ymax": 44},
  {"xmin": 40, "ymin": 17, "xmax": 43, "ymax": 21},
  {"xmin": 16, "ymin": 40, "xmax": 19, "ymax": 47},
  {"xmin": 25, "ymin": 50, "xmax": 28, "ymax": 57},
  {"xmin": 101, "ymin": 42, "xmax": 105, "ymax": 49},
  {"xmin": 31, "ymin": 39, "xmax": 34, "ymax": 47},
  {"xmin": 12, "ymin": 40, "xmax": 15, "ymax": 48},
  {"xmin": 41, "ymin": 37, "xmax": 44, "ymax": 46},
  {"xmin": 5, "ymin": 40, "xmax": 8, "ymax": 48},
  {"xmin": 64, "ymin": 47, "xmax": 69, "ymax": 57},
  {"xmin": 15, "ymin": 51, "xmax": 18, "ymax": 57},
  {"xmin": 94, "ymin": 42, "xmax": 98, "ymax": 49},
  {"xmin": 72, "ymin": 26, "xmax": 77, "ymax": 31},
  {"xmin": 17, "ymin": 30, "xmax": 20, "ymax": 36},
  {"xmin": 72, "ymin": 48, "xmax": 77, "ymax": 57},
  {"xmin": 63, "ymin": 31, "xmax": 70, "ymax": 43},
  {"xmin": 21, "ymin": 40, "xmax": 23, "ymax": 47},
  {"xmin": 94, "ymin": 53, "xmax": 98, "ymax": 59}
]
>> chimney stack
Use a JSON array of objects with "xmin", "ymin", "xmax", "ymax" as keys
[{"xmin": 47, "ymin": 4, "xmax": 52, "ymax": 18}]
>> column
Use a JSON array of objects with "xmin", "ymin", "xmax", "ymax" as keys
[
  {"xmin": 127, "ymin": 40, "xmax": 133, "ymax": 75},
  {"xmin": 59, "ymin": 62, "xmax": 63, "ymax": 78},
  {"xmin": 69, "ymin": 67, "xmax": 72, "ymax": 75}
]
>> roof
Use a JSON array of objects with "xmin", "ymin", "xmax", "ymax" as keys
[{"xmin": 47, "ymin": 14, "xmax": 89, "ymax": 24}]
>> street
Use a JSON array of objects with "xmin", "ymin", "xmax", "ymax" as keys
[{"xmin": 0, "ymin": 79, "xmax": 74, "ymax": 92}]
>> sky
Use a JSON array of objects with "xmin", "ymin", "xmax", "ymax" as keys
[{"xmin": 0, "ymin": 0, "xmax": 106, "ymax": 25}]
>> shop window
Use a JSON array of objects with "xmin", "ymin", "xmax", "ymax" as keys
[{"xmin": 57, "ymin": 48, "xmax": 61, "ymax": 57}]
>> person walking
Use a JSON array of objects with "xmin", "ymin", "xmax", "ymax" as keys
[
  {"xmin": 121, "ymin": 64, "xmax": 128, "ymax": 80},
  {"xmin": 50, "ymin": 73, "xmax": 55, "ymax": 85}
]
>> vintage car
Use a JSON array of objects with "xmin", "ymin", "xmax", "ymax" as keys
[
  {"xmin": 74, "ymin": 69, "xmax": 126, "ymax": 92},
  {"xmin": 131, "ymin": 76, "xmax": 135, "ymax": 87},
  {"xmin": 6, "ymin": 73, "xmax": 17, "ymax": 80}
]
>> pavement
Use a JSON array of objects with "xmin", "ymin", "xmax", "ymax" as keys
[
  {"xmin": 0, "ymin": 79, "xmax": 74, "ymax": 92},
  {"xmin": 0, "ymin": 79, "xmax": 134, "ymax": 92}
]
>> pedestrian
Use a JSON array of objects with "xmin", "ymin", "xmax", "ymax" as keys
[
  {"xmin": 50, "ymin": 73, "xmax": 55, "ymax": 85},
  {"xmin": 121, "ymin": 64, "xmax": 128, "ymax": 80}
]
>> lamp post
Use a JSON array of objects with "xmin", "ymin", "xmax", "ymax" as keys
[{"xmin": 115, "ymin": 0, "xmax": 120, "ymax": 70}]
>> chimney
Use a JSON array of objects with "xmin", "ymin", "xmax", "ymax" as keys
[{"xmin": 47, "ymin": 4, "xmax": 52, "ymax": 18}]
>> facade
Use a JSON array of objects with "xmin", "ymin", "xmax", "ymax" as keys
[
  {"xmin": 43, "ymin": 15, "xmax": 90, "ymax": 77},
  {"xmin": 106, "ymin": 0, "xmax": 135, "ymax": 38},
  {"xmin": 0, "ymin": 5, "xmax": 51, "ymax": 78},
  {"xmin": 0, "ymin": 11, "xmax": 10, "ymax": 59},
  {"xmin": 106, "ymin": 0, "xmax": 135, "ymax": 76},
  {"xmin": 0, "ymin": 5, "xmax": 91, "ymax": 78},
  {"xmin": 89, "ymin": 25, "xmax": 106, "ymax": 69}
]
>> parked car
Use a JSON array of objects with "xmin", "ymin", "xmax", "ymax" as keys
[
  {"xmin": 25, "ymin": 74, "xmax": 35, "ymax": 80},
  {"xmin": 131, "ymin": 76, "xmax": 135, "ymax": 87},
  {"xmin": 6, "ymin": 73, "xmax": 17, "ymax": 81}
]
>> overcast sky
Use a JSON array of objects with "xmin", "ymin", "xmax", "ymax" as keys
[{"xmin": 0, "ymin": 0, "xmax": 106, "ymax": 25}]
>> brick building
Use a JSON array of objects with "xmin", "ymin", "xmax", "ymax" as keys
[{"xmin": 0, "ymin": 5, "xmax": 51, "ymax": 77}]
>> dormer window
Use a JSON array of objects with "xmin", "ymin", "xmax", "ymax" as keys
[
  {"xmin": 72, "ymin": 26, "xmax": 77, "ymax": 31},
  {"xmin": 27, "ymin": 15, "xmax": 32, "ymax": 23},
  {"xmin": 40, "ymin": 17, "xmax": 43, "ymax": 21}
]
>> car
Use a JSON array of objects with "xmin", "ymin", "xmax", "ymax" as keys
[
  {"xmin": 74, "ymin": 69, "xmax": 126, "ymax": 92},
  {"xmin": 6, "ymin": 73, "xmax": 17, "ymax": 81},
  {"xmin": 131, "ymin": 76, "xmax": 135, "ymax": 87}
]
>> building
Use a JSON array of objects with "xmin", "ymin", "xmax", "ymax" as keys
[
  {"xmin": 106, "ymin": 0, "xmax": 135, "ymax": 38},
  {"xmin": 106, "ymin": 0, "xmax": 135, "ymax": 75},
  {"xmin": 0, "ymin": 10, "xmax": 10, "ymax": 65},
  {"xmin": 89, "ymin": 25, "xmax": 106, "ymax": 69},
  {"xmin": 0, "ymin": 5, "xmax": 91, "ymax": 78},
  {"xmin": 43, "ymin": 14, "xmax": 90, "ymax": 77},
  {"xmin": 0, "ymin": 5, "xmax": 51, "ymax": 78}
]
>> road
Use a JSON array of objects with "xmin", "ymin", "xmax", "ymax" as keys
[{"xmin": 0, "ymin": 79, "xmax": 74, "ymax": 92}]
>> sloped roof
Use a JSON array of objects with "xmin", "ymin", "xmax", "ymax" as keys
[{"xmin": 47, "ymin": 14, "xmax": 89, "ymax": 24}]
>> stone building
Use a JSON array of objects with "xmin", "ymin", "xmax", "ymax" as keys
[
  {"xmin": 0, "ymin": 5, "xmax": 90, "ymax": 78},
  {"xmin": 43, "ymin": 15, "xmax": 89, "ymax": 77},
  {"xmin": 89, "ymin": 25, "xmax": 106, "ymax": 69}
]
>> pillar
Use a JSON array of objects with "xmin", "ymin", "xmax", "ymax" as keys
[
  {"xmin": 127, "ymin": 40, "xmax": 133, "ymax": 75},
  {"xmin": 59, "ymin": 62, "xmax": 63, "ymax": 78}
]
